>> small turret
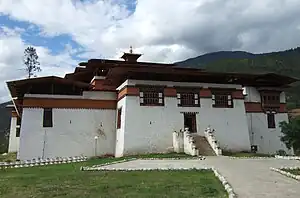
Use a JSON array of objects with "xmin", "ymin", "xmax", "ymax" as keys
[{"xmin": 121, "ymin": 46, "xmax": 142, "ymax": 62}]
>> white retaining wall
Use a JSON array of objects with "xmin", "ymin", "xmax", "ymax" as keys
[{"xmin": 172, "ymin": 130, "xmax": 184, "ymax": 153}]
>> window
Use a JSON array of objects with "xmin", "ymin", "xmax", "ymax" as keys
[
  {"xmin": 139, "ymin": 87, "xmax": 164, "ymax": 106},
  {"xmin": 177, "ymin": 92, "xmax": 200, "ymax": 107},
  {"xmin": 16, "ymin": 127, "xmax": 20, "ymax": 137},
  {"xmin": 267, "ymin": 113, "xmax": 275, "ymax": 128},
  {"xmin": 212, "ymin": 91, "xmax": 233, "ymax": 108},
  {"xmin": 261, "ymin": 93, "xmax": 280, "ymax": 105},
  {"xmin": 43, "ymin": 108, "xmax": 53, "ymax": 127},
  {"xmin": 16, "ymin": 117, "xmax": 21, "ymax": 137},
  {"xmin": 117, "ymin": 108, "xmax": 122, "ymax": 129}
]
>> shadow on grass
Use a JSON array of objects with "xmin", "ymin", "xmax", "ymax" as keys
[{"xmin": 222, "ymin": 150, "xmax": 274, "ymax": 157}]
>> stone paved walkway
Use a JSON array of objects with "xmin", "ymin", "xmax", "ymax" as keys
[{"xmin": 100, "ymin": 157, "xmax": 300, "ymax": 198}]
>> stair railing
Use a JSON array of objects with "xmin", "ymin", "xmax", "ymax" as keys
[
  {"xmin": 183, "ymin": 128, "xmax": 199, "ymax": 156},
  {"xmin": 204, "ymin": 127, "xmax": 222, "ymax": 156}
]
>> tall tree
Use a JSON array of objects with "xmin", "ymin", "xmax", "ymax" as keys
[
  {"xmin": 279, "ymin": 117, "xmax": 300, "ymax": 155},
  {"xmin": 23, "ymin": 46, "xmax": 41, "ymax": 78}
]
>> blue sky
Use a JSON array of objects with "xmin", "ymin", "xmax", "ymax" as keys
[{"xmin": 0, "ymin": 0, "xmax": 137, "ymax": 61}]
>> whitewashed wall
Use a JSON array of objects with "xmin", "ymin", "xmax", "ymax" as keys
[
  {"xmin": 8, "ymin": 116, "xmax": 20, "ymax": 153},
  {"xmin": 244, "ymin": 86, "xmax": 286, "ymax": 103},
  {"xmin": 245, "ymin": 86, "xmax": 291, "ymax": 154},
  {"xmin": 119, "ymin": 95, "xmax": 251, "ymax": 156},
  {"xmin": 19, "ymin": 108, "xmax": 116, "ymax": 160},
  {"xmin": 247, "ymin": 113, "xmax": 292, "ymax": 154},
  {"xmin": 115, "ymin": 97, "xmax": 126, "ymax": 157},
  {"xmin": 115, "ymin": 79, "xmax": 250, "ymax": 156}
]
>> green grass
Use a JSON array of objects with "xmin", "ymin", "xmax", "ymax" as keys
[
  {"xmin": 222, "ymin": 150, "xmax": 273, "ymax": 157},
  {"xmin": 123, "ymin": 152, "xmax": 194, "ymax": 159},
  {"xmin": 0, "ymin": 158, "xmax": 227, "ymax": 198},
  {"xmin": 89, "ymin": 152, "xmax": 195, "ymax": 162},
  {"xmin": 283, "ymin": 168, "xmax": 300, "ymax": 175}
]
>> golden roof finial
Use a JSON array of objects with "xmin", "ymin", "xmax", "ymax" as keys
[{"xmin": 129, "ymin": 45, "xmax": 133, "ymax": 54}]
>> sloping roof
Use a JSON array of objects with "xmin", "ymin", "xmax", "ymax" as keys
[
  {"xmin": 7, "ymin": 76, "xmax": 90, "ymax": 98},
  {"xmin": 103, "ymin": 65, "xmax": 299, "ymax": 87}
]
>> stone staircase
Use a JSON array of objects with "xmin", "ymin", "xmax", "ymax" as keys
[{"xmin": 191, "ymin": 134, "xmax": 216, "ymax": 156}]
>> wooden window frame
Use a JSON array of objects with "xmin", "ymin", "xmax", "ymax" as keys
[
  {"xmin": 212, "ymin": 91, "xmax": 233, "ymax": 108},
  {"xmin": 43, "ymin": 108, "xmax": 53, "ymax": 128},
  {"xmin": 117, "ymin": 108, "xmax": 122, "ymax": 129},
  {"xmin": 177, "ymin": 91, "xmax": 200, "ymax": 107},
  {"xmin": 16, "ymin": 117, "xmax": 21, "ymax": 137},
  {"xmin": 16, "ymin": 127, "xmax": 20, "ymax": 137},
  {"xmin": 139, "ymin": 87, "xmax": 164, "ymax": 106},
  {"xmin": 267, "ymin": 113, "xmax": 276, "ymax": 128},
  {"xmin": 261, "ymin": 92, "xmax": 280, "ymax": 107}
]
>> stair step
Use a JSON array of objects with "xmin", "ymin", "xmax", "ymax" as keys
[{"xmin": 192, "ymin": 135, "xmax": 216, "ymax": 156}]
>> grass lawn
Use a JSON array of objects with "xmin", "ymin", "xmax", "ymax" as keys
[
  {"xmin": 283, "ymin": 168, "xmax": 300, "ymax": 175},
  {"xmin": 0, "ymin": 158, "xmax": 227, "ymax": 198},
  {"xmin": 222, "ymin": 150, "xmax": 273, "ymax": 157},
  {"xmin": 113, "ymin": 152, "xmax": 195, "ymax": 159}
]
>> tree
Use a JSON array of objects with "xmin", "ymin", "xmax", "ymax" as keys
[
  {"xmin": 279, "ymin": 117, "xmax": 300, "ymax": 155},
  {"xmin": 23, "ymin": 46, "xmax": 41, "ymax": 78}
]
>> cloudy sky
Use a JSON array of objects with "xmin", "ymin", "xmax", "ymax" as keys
[{"xmin": 1, "ymin": 0, "xmax": 300, "ymax": 102}]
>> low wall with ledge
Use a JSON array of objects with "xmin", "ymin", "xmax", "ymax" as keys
[
  {"xmin": 0, "ymin": 156, "xmax": 88, "ymax": 169},
  {"xmin": 183, "ymin": 129, "xmax": 198, "ymax": 156},
  {"xmin": 172, "ymin": 130, "xmax": 184, "ymax": 153},
  {"xmin": 204, "ymin": 127, "xmax": 222, "ymax": 156}
]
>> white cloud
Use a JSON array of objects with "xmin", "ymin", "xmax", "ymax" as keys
[
  {"xmin": 0, "ymin": 27, "xmax": 76, "ymax": 102},
  {"xmin": 1, "ymin": 0, "xmax": 300, "ymax": 101},
  {"xmin": 1, "ymin": 0, "xmax": 300, "ymax": 61}
]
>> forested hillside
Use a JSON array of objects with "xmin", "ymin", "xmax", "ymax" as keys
[{"xmin": 0, "ymin": 101, "xmax": 12, "ymax": 153}]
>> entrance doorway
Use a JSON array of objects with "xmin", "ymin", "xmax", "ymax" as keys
[{"xmin": 184, "ymin": 113, "xmax": 197, "ymax": 133}]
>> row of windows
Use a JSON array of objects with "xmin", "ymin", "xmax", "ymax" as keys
[
  {"xmin": 261, "ymin": 93, "xmax": 280, "ymax": 105},
  {"xmin": 16, "ymin": 106, "xmax": 276, "ymax": 134},
  {"xmin": 139, "ymin": 88, "xmax": 233, "ymax": 108}
]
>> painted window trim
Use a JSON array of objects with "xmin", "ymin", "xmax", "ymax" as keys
[
  {"xmin": 211, "ymin": 91, "xmax": 233, "ymax": 108},
  {"xmin": 139, "ymin": 87, "xmax": 165, "ymax": 106},
  {"xmin": 177, "ymin": 92, "xmax": 200, "ymax": 107}
]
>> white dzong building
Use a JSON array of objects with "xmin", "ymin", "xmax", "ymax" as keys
[{"xmin": 6, "ymin": 51, "xmax": 297, "ymax": 160}]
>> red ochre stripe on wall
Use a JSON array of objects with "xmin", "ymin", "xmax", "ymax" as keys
[
  {"xmin": 23, "ymin": 98, "xmax": 116, "ymax": 109},
  {"xmin": 117, "ymin": 87, "xmax": 140, "ymax": 101},
  {"xmin": 118, "ymin": 86, "xmax": 244, "ymax": 100},
  {"xmin": 245, "ymin": 102, "xmax": 287, "ymax": 113}
]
